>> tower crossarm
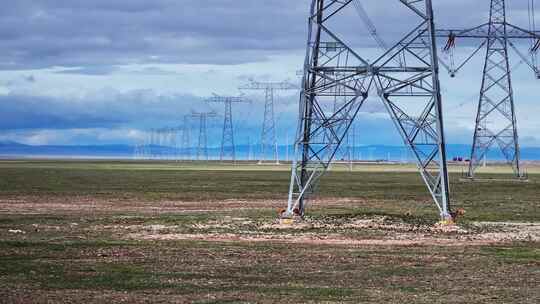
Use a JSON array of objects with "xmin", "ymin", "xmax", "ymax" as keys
[
  {"xmin": 191, "ymin": 110, "xmax": 218, "ymax": 118},
  {"xmin": 435, "ymin": 23, "xmax": 540, "ymax": 39},
  {"xmin": 239, "ymin": 80, "xmax": 298, "ymax": 91},
  {"xmin": 206, "ymin": 94, "xmax": 249, "ymax": 104},
  {"xmin": 433, "ymin": 22, "xmax": 540, "ymax": 77}
]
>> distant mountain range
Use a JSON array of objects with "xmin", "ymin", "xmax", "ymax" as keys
[
  {"xmin": 0, "ymin": 141, "xmax": 137, "ymax": 159},
  {"xmin": 1, "ymin": 141, "xmax": 540, "ymax": 161}
]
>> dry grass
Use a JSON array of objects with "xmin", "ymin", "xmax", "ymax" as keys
[{"xmin": 0, "ymin": 160, "xmax": 539, "ymax": 303}]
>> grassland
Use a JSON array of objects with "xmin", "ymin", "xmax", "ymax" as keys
[{"xmin": 0, "ymin": 160, "xmax": 538, "ymax": 303}]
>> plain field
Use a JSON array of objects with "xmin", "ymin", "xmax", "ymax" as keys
[{"xmin": 0, "ymin": 160, "xmax": 538, "ymax": 303}]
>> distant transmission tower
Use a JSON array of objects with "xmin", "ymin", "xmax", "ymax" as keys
[
  {"xmin": 240, "ymin": 80, "xmax": 297, "ymax": 164},
  {"xmin": 153, "ymin": 127, "xmax": 178, "ymax": 160},
  {"xmin": 181, "ymin": 115, "xmax": 192, "ymax": 161},
  {"xmin": 151, "ymin": 128, "xmax": 161, "ymax": 159},
  {"xmin": 166, "ymin": 127, "xmax": 177, "ymax": 160},
  {"xmin": 436, "ymin": 0, "xmax": 540, "ymax": 178},
  {"xmin": 133, "ymin": 140, "xmax": 144, "ymax": 160},
  {"xmin": 206, "ymin": 94, "xmax": 249, "ymax": 161},
  {"xmin": 191, "ymin": 110, "xmax": 217, "ymax": 161},
  {"xmin": 286, "ymin": 0, "xmax": 452, "ymax": 220}
]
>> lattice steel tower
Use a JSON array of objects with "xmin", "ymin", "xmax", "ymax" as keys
[
  {"xmin": 472, "ymin": 0, "xmax": 521, "ymax": 178},
  {"xmin": 206, "ymin": 94, "xmax": 249, "ymax": 161},
  {"xmin": 181, "ymin": 115, "xmax": 192, "ymax": 161},
  {"xmin": 435, "ymin": 0, "xmax": 540, "ymax": 178},
  {"xmin": 287, "ymin": 0, "xmax": 452, "ymax": 220},
  {"xmin": 240, "ymin": 81, "xmax": 297, "ymax": 164},
  {"xmin": 191, "ymin": 110, "xmax": 217, "ymax": 161}
]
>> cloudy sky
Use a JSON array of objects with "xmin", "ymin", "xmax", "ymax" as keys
[{"xmin": 0, "ymin": 0, "xmax": 539, "ymax": 147}]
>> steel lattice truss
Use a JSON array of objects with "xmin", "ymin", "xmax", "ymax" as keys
[
  {"xmin": 287, "ymin": 0, "xmax": 452, "ymax": 219},
  {"xmin": 434, "ymin": 0, "xmax": 540, "ymax": 178},
  {"xmin": 206, "ymin": 94, "xmax": 249, "ymax": 161},
  {"xmin": 191, "ymin": 110, "xmax": 217, "ymax": 161},
  {"xmin": 331, "ymin": 83, "xmax": 353, "ymax": 165},
  {"xmin": 472, "ymin": 0, "xmax": 521, "ymax": 177}
]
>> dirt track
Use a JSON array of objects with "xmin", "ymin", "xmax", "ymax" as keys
[
  {"xmin": 123, "ymin": 217, "xmax": 540, "ymax": 247},
  {"xmin": 0, "ymin": 196, "xmax": 367, "ymax": 215}
]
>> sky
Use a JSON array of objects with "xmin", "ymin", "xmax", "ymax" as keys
[{"xmin": 0, "ymin": 0, "xmax": 539, "ymax": 147}]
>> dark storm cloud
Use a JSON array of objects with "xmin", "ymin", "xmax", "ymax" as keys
[
  {"xmin": 0, "ymin": 90, "xmax": 202, "ymax": 130},
  {"xmin": 0, "ymin": 0, "xmax": 309, "ymax": 69},
  {"xmin": 0, "ymin": 0, "xmax": 535, "ymax": 69},
  {"xmin": 0, "ymin": 0, "xmax": 534, "ymax": 70}
]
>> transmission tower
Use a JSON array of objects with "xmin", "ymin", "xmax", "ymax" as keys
[
  {"xmin": 181, "ymin": 115, "xmax": 192, "ymax": 161},
  {"xmin": 152, "ymin": 127, "xmax": 178, "ymax": 160},
  {"xmin": 191, "ymin": 110, "xmax": 217, "ymax": 161},
  {"xmin": 133, "ymin": 141, "xmax": 144, "ymax": 160},
  {"xmin": 151, "ymin": 128, "xmax": 162, "ymax": 159},
  {"xmin": 206, "ymin": 94, "xmax": 249, "ymax": 161},
  {"xmin": 240, "ymin": 80, "xmax": 297, "ymax": 164},
  {"xmin": 157, "ymin": 128, "xmax": 167, "ymax": 159},
  {"xmin": 165, "ymin": 127, "xmax": 178, "ymax": 160},
  {"xmin": 286, "ymin": 0, "xmax": 452, "ymax": 220},
  {"xmin": 435, "ymin": 0, "xmax": 540, "ymax": 178}
]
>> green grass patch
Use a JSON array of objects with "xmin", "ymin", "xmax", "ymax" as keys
[
  {"xmin": 482, "ymin": 246, "xmax": 540, "ymax": 263},
  {"xmin": 1, "ymin": 160, "xmax": 539, "ymax": 221}
]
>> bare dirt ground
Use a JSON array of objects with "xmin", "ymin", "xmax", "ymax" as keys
[
  {"xmin": 0, "ymin": 195, "xmax": 281, "ymax": 214},
  {"xmin": 123, "ymin": 216, "xmax": 540, "ymax": 247},
  {"xmin": 0, "ymin": 196, "xmax": 361, "ymax": 215},
  {"xmin": 4, "ymin": 195, "xmax": 536, "ymax": 248}
]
